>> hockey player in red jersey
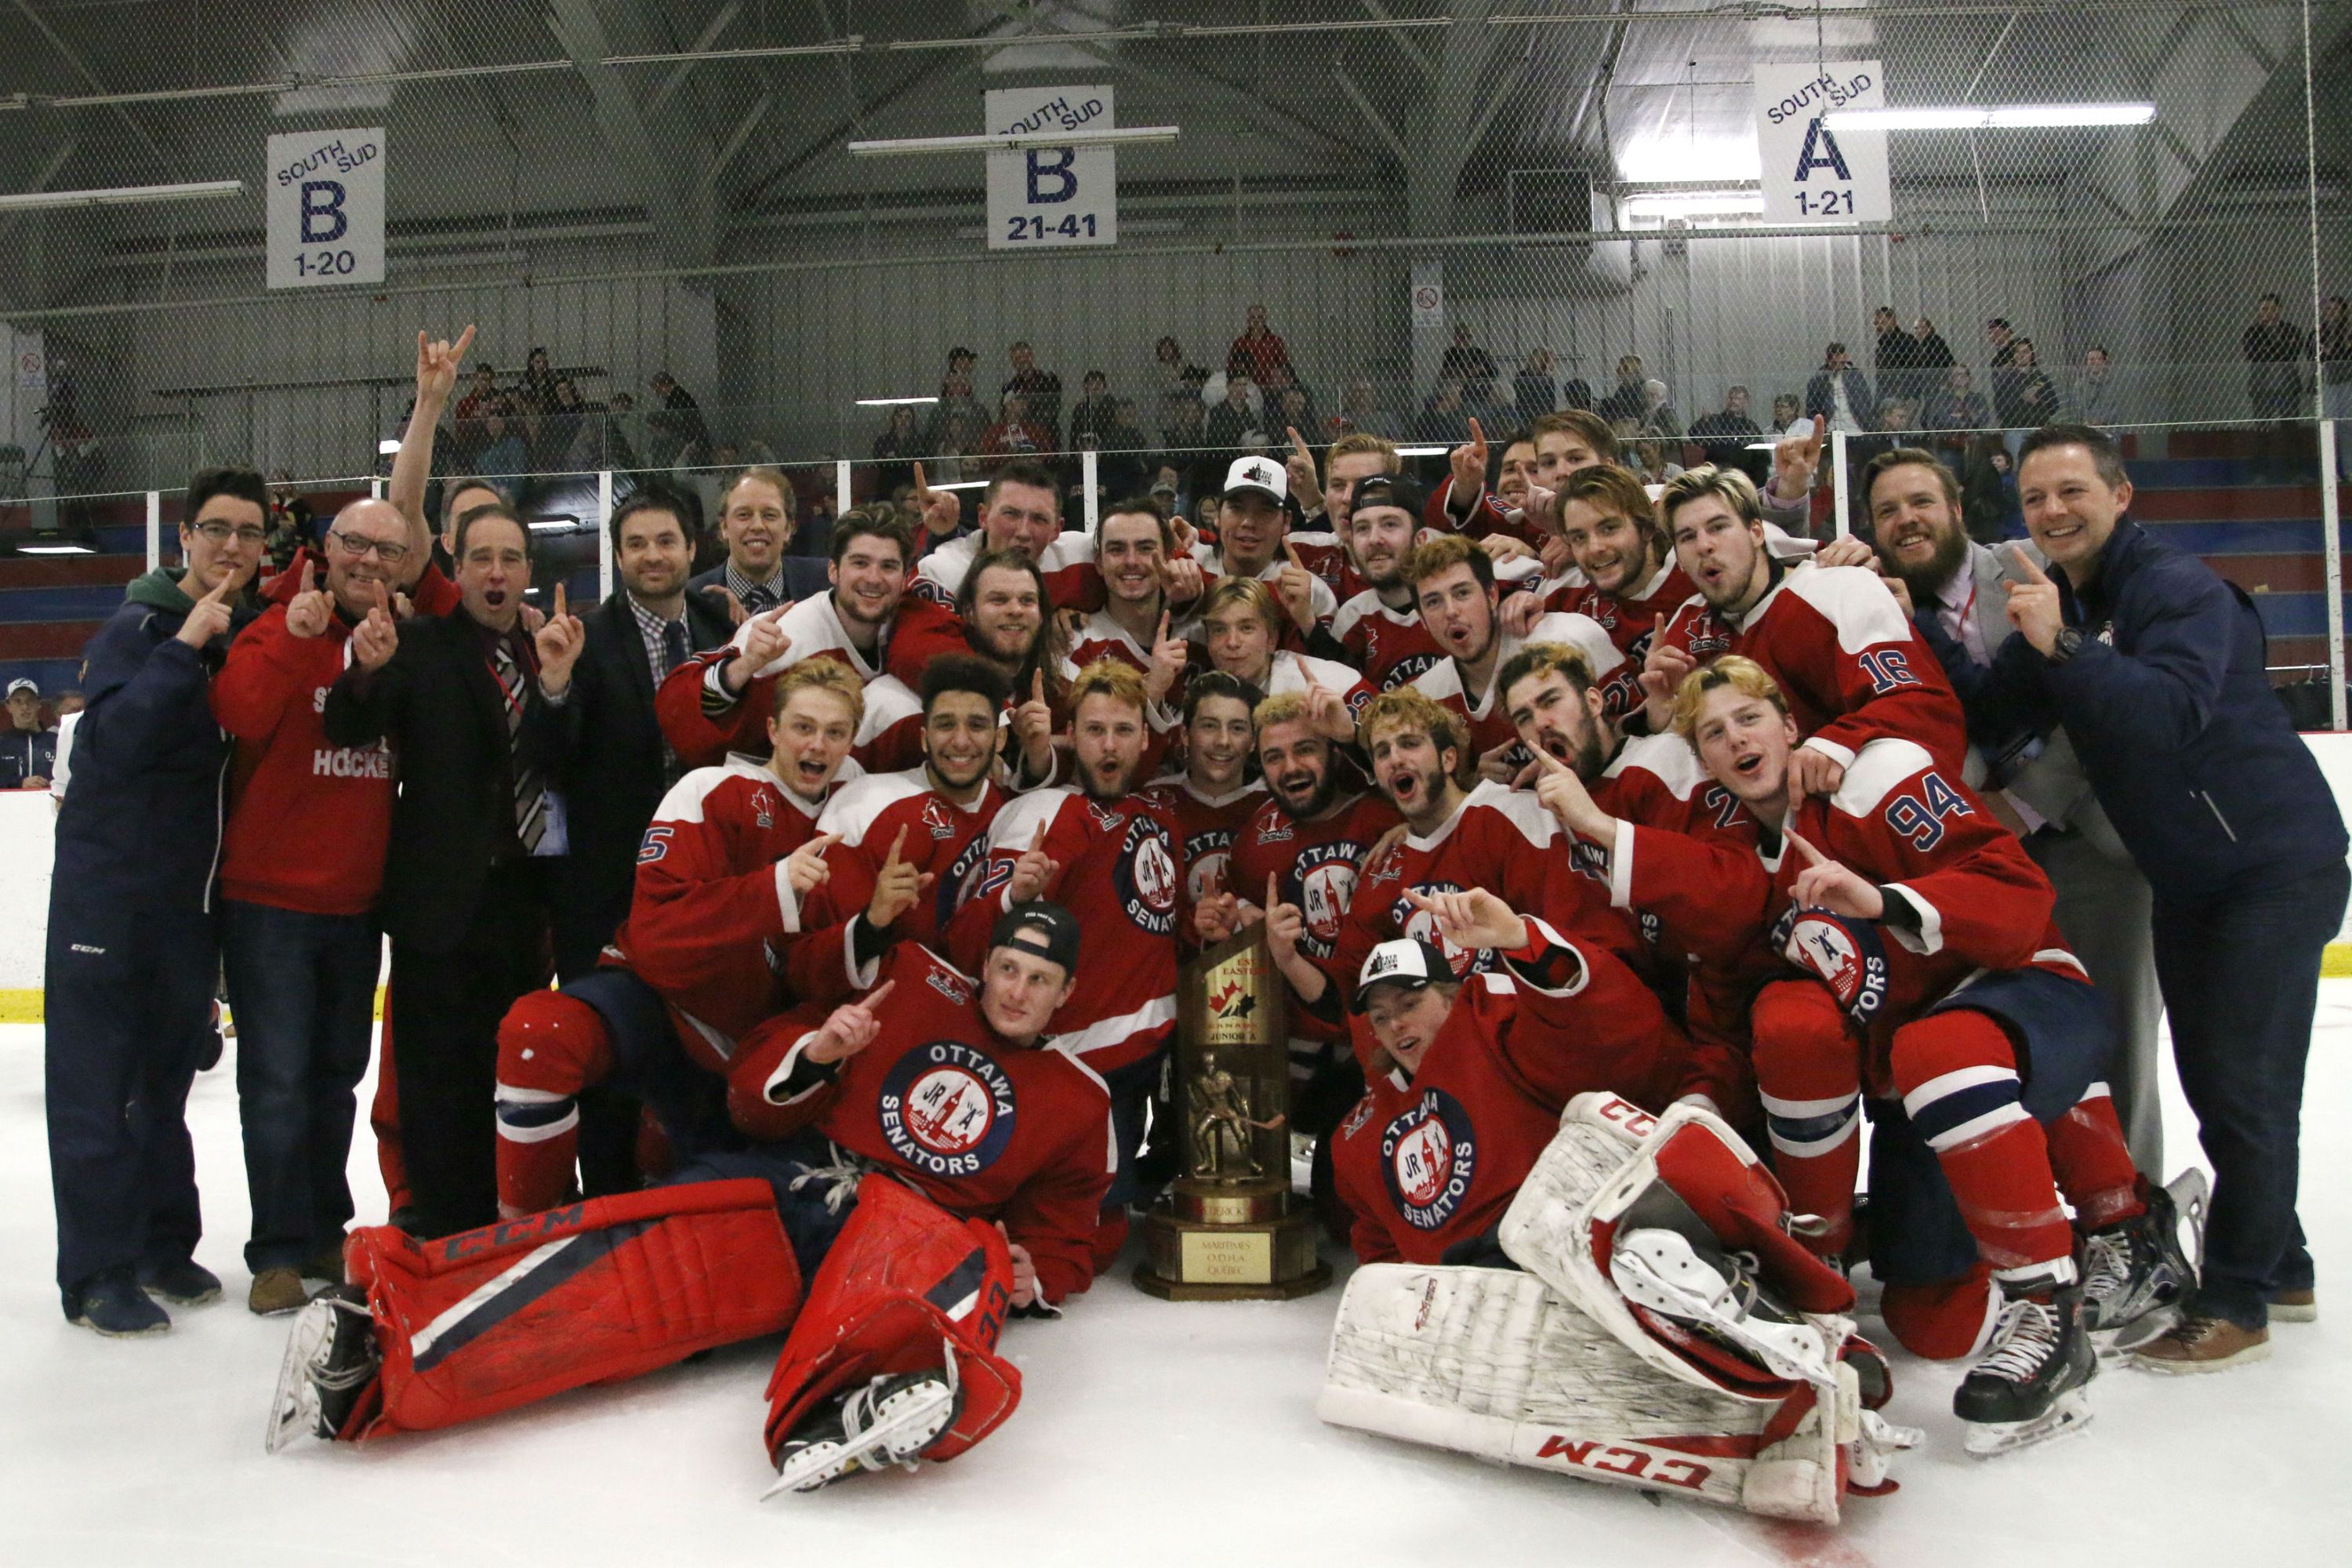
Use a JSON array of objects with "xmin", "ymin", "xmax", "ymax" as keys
[
  {"xmin": 1511, "ymin": 463, "xmax": 1695, "ymax": 667},
  {"xmin": 1137, "ymin": 672, "xmax": 1267, "ymax": 914},
  {"xmin": 1666, "ymin": 657, "xmax": 2187, "ymax": 1453},
  {"xmin": 1327, "ymin": 474, "xmax": 1446, "ymax": 691},
  {"xmin": 909, "ymin": 459, "xmax": 1105, "ymax": 613},
  {"xmin": 1644, "ymin": 466, "xmax": 1965, "ymax": 795},
  {"xmin": 858, "ymin": 550, "xmax": 1061, "ymax": 781},
  {"xmin": 1404, "ymin": 533, "xmax": 1636, "ymax": 780},
  {"xmin": 1330, "ymin": 885, "xmax": 1690, "ymax": 1264},
  {"xmin": 1198, "ymin": 576, "xmax": 1374, "ymax": 731},
  {"xmin": 1281, "ymin": 429, "xmax": 1399, "ymax": 601},
  {"xmin": 1062, "ymin": 499, "xmax": 1200, "ymax": 700},
  {"xmin": 269, "ymin": 903, "xmax": 1105, "ymax": 1497},
  {"xmin": 489, "ymin": 660, "xmax": 866, "ymax": 1218},
  {"xmin": 657, "ymin": 509, "xmax": 957, "ymax": 767}
]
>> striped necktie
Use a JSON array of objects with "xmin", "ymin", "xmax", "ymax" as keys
[{"xmin": 491, "ymin": 638, "xmax": 548, "ymax": 852}]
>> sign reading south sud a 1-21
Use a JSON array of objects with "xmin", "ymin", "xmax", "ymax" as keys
[
  {"xmin": 266, "ymin": 128, "xmax": 387, "ymax": 289},
  {"xmin": 1751, "ymin": 62, "xmax": 1891, "ymax": 225}
]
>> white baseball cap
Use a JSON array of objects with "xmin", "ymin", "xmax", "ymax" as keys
[
  {"xmin": 1354, "ymin": 937, "xmax": 1455, "ymax": 1012},
  {"xmin": 5, "ymin": 678, "xmax": 37, "ymax": 699},
  {"xmin": 1220, "ymin": 455, "xmax": 1287, "ymax": 504}
]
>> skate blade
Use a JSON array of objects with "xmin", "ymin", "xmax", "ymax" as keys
[
  {"xmin": 262, "ymin": 1305, "xmax": 336, "ymax": 1455},
  {"xmin": 1962, "ymin": 1392, "xmax": 2092, "ymax": 1458},
  {"xmin": 2096, "ymin": 1307, "xmax": 2182, "ymax": 1361},
  {"xmin": 760, "ymin": 1385, "xmax": 958, "ymax": 1501}
]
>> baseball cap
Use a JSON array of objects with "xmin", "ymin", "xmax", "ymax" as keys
[
  {"xmin": 990, "ymin": 901, "xmax": 1081, "ymax": 975},
  {"xmin": 1149, "ymin": 474, "xmax": 1179, "ymax": 498},
  {"xmin": 1353, "ymin": 938, "xmax": 1457, "ymax": 1013},
  {"xmin": 1346, "ymin": 474, "xmax": 1425, "ymax": 519},
  {"xmin": 1221, "ymin": 455, "xmax": 1287, "ymax": 504},
  {"xmin": 5, "ymin": 678, "xmax": 37, "ymax": 699}
]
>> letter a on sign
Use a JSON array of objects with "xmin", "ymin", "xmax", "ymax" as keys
[
  {"xmin": 1751, "ymin": 63, "xmax": 1891, "ymax": 224},
  {"xmin": 1794, "ymin": 120, "xmax": 1853, "ymax": 183}
]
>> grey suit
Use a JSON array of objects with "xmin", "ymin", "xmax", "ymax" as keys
[{"xmin": 1926, "ymin": 539, "xmax": 2165, "ymax": 1172}]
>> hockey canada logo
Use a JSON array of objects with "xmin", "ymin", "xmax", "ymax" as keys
[
  {"xmin": 879, "ymin": 1041, "xmax": 1018, "ymax": 1178},
  {"xmin": 1115, "ymin": 816, "xmax": 1180, "ymax": 935},
  {"xmin": 920, "ymin": 797, "xmax": 956, "ymax": 840},
  {"xmin": 1381, "ymin": 1088, "xmax": 1478, "ymax": 1231}
]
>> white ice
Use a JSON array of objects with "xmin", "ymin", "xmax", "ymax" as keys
[{"xmin": 4, "ymin": 994, "xmax": 2350, "ymax": 1568}]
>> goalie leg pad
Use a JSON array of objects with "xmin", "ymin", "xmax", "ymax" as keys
[
  {"xmin": 763, "ymin": 1175, "xmax": 1021, "ymax": 1471},
  {"xmin": 1318, "ymin": 1263, "xmax": 1853, "ymax": 1524},
  {"xmin": 346, "ymin": 1178, "xmax": 800, "ymax": 1437}
]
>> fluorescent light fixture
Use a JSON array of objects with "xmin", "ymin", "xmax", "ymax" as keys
[
  {"xmin": 0, "ymin": 179, "xmax": 245, "ymax": 213},
  {"xmin": 377, "ymin": 437, "xmax": 403, "ymax": 456},
  {"xmin": 848, "ymin": 125, "xmax": 1179, "ymax": 158},
  {"xmin": 20, "ymin": 541, "xmax": 96, "ymax": 554},
  {"xmin": 1824, "ymin": 103, "xmax": 2154, "ymax": 132},
  {"xmin": 1394, "ymin": 445, "xmax": 1449, "ymax": 457},
  {"xmin": 855, "ymin": 395, "xmax": 939, "ymax": 407},
  {"xmin": 930, "ymin": 479, "xmax": 990, "ymax": 491},
  {"xmin": 527, "ymin": 517, "xmax": 582, "ymax": 532},
  {"xmin": 1623, "ymin": 191, "xmax": 1766, "ymax": 219},
  {"xmin": 1746, "ymin": 440, "xmax": 1780, "ymax": 451}
]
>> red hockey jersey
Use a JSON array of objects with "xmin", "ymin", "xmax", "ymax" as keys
[
  {"xmin": 1537, "ymin": 559, "xmax": 1697, "ymax": 666},
  {"xmin": 915, "ymin": 529, "xmax": 1105, "ymax": 615},
  {"xmin": 1229, "ymin": 788, "xmax": 1402, "ymax": 1069},
  {"xmin": 728, "ymin": 942, "xmax": 1116, "ymax": 1305},
  {"xmin": 946, "ymin": 785, "xmax": 1182, "ymax": 1073},
  {"xmin": 1332, "ymin": 590, "xmax": 1445, "ymax": 692},
  {"xmin": 1135, "ymin": 773, "xmax": 1269, "ymax": 909},
  {"xmin": 1408, "ymin": 612, "xmax": 1639, "ymax": 768},
  {"xmin": 1330, "ymin": 920, "xmax": 1689, "ymax": 1264},
  {"xmin": 607, "ymin": 755, "xmax": 833, "ymax": 1070},
  {"xmin": 1652, "ymin": 561, "xmax": 1966, "ymax": 775}
]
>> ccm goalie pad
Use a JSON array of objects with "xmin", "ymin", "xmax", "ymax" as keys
[
  {"xmin": 267, "ymin": 1179, "xmax": 799, "ymax": 1450},
  {"xmin": 1319, "ymin": 1095, "xmax": 1918, "ymax": 1523},
  {"xmin": 762, "ymin": 1175, "xmax": 1022, "ymax": 1495}
]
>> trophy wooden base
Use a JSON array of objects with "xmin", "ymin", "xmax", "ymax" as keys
[{"xmin": 1131, "ymin": 1198, "xmax": 1331, "ymax": 1301}]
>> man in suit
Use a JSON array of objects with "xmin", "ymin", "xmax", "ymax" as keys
[
  {"xmin": 684, "ymin": 466, "xmax": 831, "ymax": 621},
  {"xmin": 1865, "ymin": 446, "xmax": 2165, "ymax": 1174},
  {"xmin": 324, "ymin": 505, "xmax": 585, "ymax": 1240}
]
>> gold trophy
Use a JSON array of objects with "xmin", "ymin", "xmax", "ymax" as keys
[{"xmin": 1134, "ymin": 930, "xmax": 1331, "ymax": 1300}]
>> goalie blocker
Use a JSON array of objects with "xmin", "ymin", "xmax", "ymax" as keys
[{"xmin": 1319, "ymin": 1093, "xmax": 1918, "ymax": 1524}]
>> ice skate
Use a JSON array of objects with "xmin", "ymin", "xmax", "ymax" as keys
[
  {"xmin": 764, "ymin": 1350, "xmax": 965, "ymax": 1497},
  {"xmin": 263, "ymin": 1285, "xmax": 379, "ymax": 1454},
  {"xmin": 2096, "ymin": 1169, "xmax": 2209, "ymax": 1354},
  {"xmin": 1610, "ymin": 1224, "xmax": 1835, "ymax": 1386},
  {"xmin": 1955, "ymin": 1283, "xmax": 2096, "ymax": 1457}
]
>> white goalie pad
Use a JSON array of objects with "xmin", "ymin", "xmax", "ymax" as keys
[{"xmin": 1318, "ymin": 1262, "xmax": 1864, "ymax": 1523}]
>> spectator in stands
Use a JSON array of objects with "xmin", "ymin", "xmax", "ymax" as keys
[
  {"xmin": 1230, "ymin": 304, "xmax": 1290, "ymax": 383},
  {"xmin": 1986, "ymin": 317, "xmax": 2024, "ymax": 429},
  {"xmin": 1961, "ymin": 436, "xmax": 2020, "ymax": 543},
  {"xmin": 604, "ymin": 391, "xmax": 644, "ymax": 472},
  {"xmin": 2, "ymin": 677, "xmax": 56, "ymax": 789},
  {"xmin": 1637, "ymin": 378, "xmax": 1682, "ymax": 439},
  {"xmin": 1207, "ymin": 372, "xmax": 1269, "ymax": 459},
  {"xmin": 1068, "ymin": 369, "xmax": 1120, "ymax": 451},
  {"xmin": 212, "ymin": 497, "xmax": 416, "ymax": 1315},
  {"xmin": 1629, "ymin": 432, "xmax": 1684, "ymax": 485},
  {"xmin": 871, "ymin": 404, "xmax": 924, "ymax": 492},
  {"xmin": 1152, "ymin": 336, "xmax": 1201, "ymax": 438},
  {"xmin": 2321, "ymin": 295, "xmax": 2351, "ymax": 478},
  {"xmin": 1769, "ymin": 393, "xmax": 1802, "ymax": 434},
  {"xmin": 264, "ymin": 474, "xmax": 315, "ymax": 575},
  {"xmin": 1910, "ymin": 316, "xmax": 1957, "ymax": 390},
  {"xmin": 1596, "ymin": 354, "xmax": 1647, "ymax": 423},
  {"xmin": 1803, "ymin": 341, "xmax": 1872, "ymax": 434},
  {"xmin": 2074, "ymin": 347, "xmax": 2118, "ymax": 428},
  {"xmin": 688, "ymin": 465, "xmax": 823, "ymax": 617},
  {"xmin": 1166, "ymin": 398, "xmax": 1210, "ymax": 487},
  {"xmin": 1411, "ymin": 378, "xmax": 1474, "ymax": 445},
  {"xmin": 1439, "ymin": 325, "xmax": 1498, "ymax": 402},
  {"xmin": 2242, "ymin": 292, "xmax": 2307, "ymax": 420},
  {"xmin": 1924, "ymin": 363, "xmax": 1994, "ymax": 451},
  {"xmin": 1337, "ymin": 376, "xmax": 1402, "ymax": 439},
  {"xmin": 1872, "ymin": 306, "xmax": 1918, "ymax": 401},
  {"xmin": 982, "ymin": 392, "xmax": 1055, "ymax": 466},
  {"xmin": 533, "ymin": 379, "xmax": 583, "ymax": 474},
  {"xmin": 519, "ymin": 347, "xmax": 560, "ymax": 412},
  {"xmin": 930, "ymin": 356, "xmax": 989, "ymax": 448},
  {"xmin": 1512, "ymin": 348, "xmax": 1560, "ymax": 424},
  {"xmin": 1688, "ymin": 386, "xmax": 1765, "ymax": 479},
  {"xmin": 1098, "ymin": 399, "xmax": 1155, "ymax": 496},
  {"xmin": 1001, "ymin": 339, "xmax": 1063, "ymax": 433},
  {"xmin": 474, "ymin": 404, "xmax": 530, "ymax": 493},
  {"xmin": 1261, "ymin": 361, "xmax": 1321, "ymax": 436},
  {"xmin": 646, "ymin": 371, "xmax": 712, "ymax": 470},
  {"xmin": 452, "ymin": 362, "xmax": 500, "ymax": 460},
  {"xmin": 928, "ymin": 412, "xmax": 978, "ymax": 485},
  {"xmin": 1998, "ymin": 339, "xmax": 2063, "ymax": 448},
  {"xmin": 47, "ymin": 465, "xmax": 267, "ymax": 1336}
]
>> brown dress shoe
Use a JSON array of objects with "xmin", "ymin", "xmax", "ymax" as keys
[
  {"xmin": 2131, "ymin": 1312, "xmax": 2270, "ymax": 1374},
  {"xmin": 249, "ymin": 1266, "xmax": 310, "ymax": 1316},
  {"xmin": 2268, "ymin": 1288, "xmax": 2317, "ymax": 1323},
  {"xmin": 301, "ymin": 1241, "xmax": 348, "ymax": 1283}
]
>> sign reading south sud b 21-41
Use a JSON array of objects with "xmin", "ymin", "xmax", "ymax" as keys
[
  {"xmin": 1752, "ymin": 63, "xmax": 1890, "ymax": 224},
  {"xmin": 984, "ymin": 85, "xmax": 1116, "ymax": 251},
  {"xmin": 266, "ymin": 128, "xmax": 386, "ymax": 289}
]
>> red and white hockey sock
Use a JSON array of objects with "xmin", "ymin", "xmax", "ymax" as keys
[
  {"xmin": 494, "ymin": 991, "xmax": 614, "ymax": 1218},
  {"xmin": 1749, "ymin": 980, "xmax": 1864, "ymax": 1256},
  {"xmin": 2045, "ymin": 1084, "xmax": 2144, "ymax": 1229},
  {"xmin": 1892, "ymin": 1011, "xmax": 2074, "ymax": 1285}
]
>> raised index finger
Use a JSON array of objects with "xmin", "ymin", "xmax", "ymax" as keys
[
  {"xmin": 553, "ymin": 583, "xmax": 567, "ymax": 619},
  {"xmin": 913, "ymin": 461, "xmax": 931, "ymax": 496},
  {"xmin": 863, "ymin": 978, "xmax": 896, "ymax": 1010},
  {"xmin": 1468, "ymin": 416, "xmax": 1486, "ymax": 454},
  {"xmin": 1288, "ymin": 426, "xmax": 1311, "ymax": 461},
  {"xmin": 1784, "ymin": 829, "xmax": 1828, "ymax": 867},
  {"xmin": 2005, "ymin": 543, "xmax": 2049, "ymax": 584},
  {"xmin": 884, "ymin": 825, "xmax": 908, "ymax": 866}
]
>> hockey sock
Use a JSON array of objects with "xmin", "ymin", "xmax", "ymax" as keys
[
  {"xmin": 1748, "ymin": 980, "xmax": 1864, "ymax": 1256},
  {"xmin": 2045, "ymin": 1086, "xmax": 2143, "ymax": 1230},
  {"xmin": 495, "ymin": 991, "xmax": 615, "ymax": 1218},
  {"xmin": 1892, "ymin": 1011, "xmax": 2074, "ymax": 1284}
]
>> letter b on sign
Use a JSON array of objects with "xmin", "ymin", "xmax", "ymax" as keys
[
  {"xmin": 1025, "ymin": 149, "xmax": 1076, "ymax": 204},
  {"xmin": 300, "ymin": 181, "xmax": 349, "ymax": 243}
]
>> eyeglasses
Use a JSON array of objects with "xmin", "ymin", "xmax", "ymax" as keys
[
  {"xmin": 192, "ymin": 521, "xmax": 268, "ymax": 547},
  {"xmin": 328, "ymin": 530, "xmax": 412, "ymax": 564}
]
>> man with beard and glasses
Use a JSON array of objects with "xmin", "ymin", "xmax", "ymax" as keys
[
  {"xmin": 1862, "ymin": 446, "xmax": 2162, "ymax": 1175},
  {"xmin": 1644, "ymin": 466, "xmax": 1965, "ymax": 797},
  {"xmin": 658, "ymin": 510, "xmax": 956, "ymax": 768},
  {"xmin": 949, "ymin": 659, "xmax": 1182, "ymax": 1261}
]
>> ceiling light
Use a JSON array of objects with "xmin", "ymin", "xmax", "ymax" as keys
[
  {"xmin": 527, "ymin": 517, "xmax": 582, "ymax": 532},
  {"xmin": 377, "ymin": 438, "xmax": 403, "ymax": 456},
  {"xmin": 855, "ymin": 395, "xmax": 939, "ymax": 407},
  {"xmin": 1394, "ymin": 446, "xmax": 1449, "ymax": 457},
  {"xmin": 1623, "ymin": 191, "xmax": 1766, "ymax": 219},
  {"xmin": 848, "ymin": 125, "xmax": 1180, "ymax": 157},
  {"xmin": 0, "ymin": 179, "xmax": 245, "ymax": 212},
  {"xmin": 20, "ymin": 541, "xmax": 96, "ymax": 554},
  {"xmin": 1824, "ymin": 103, "xmax": 2154, "ymax": 132},
  {"xmin": 930, "ymin": 479, "xmax": 990, "ymax": 491}
]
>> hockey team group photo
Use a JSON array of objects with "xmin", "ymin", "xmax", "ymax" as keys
[{"xmin": 5, "ymin": 5, "xmax": 2351, "ymax": 1566}]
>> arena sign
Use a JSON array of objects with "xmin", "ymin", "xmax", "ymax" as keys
[
  {"xmin": 265, "ymin": 127, "xmax": 387, "ymax": 289},
  {"xmin": 1751, "ymin": 63, "xmax": 1890, "ymax": 224},
  {"xmin": 984, "ymin": 85, "xmax": 1117, "ymax": 250}
]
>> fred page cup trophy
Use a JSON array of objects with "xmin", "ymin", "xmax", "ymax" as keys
[{"xmin": 1135, "ymin": 930, "xmax": 1330, "ymax": 1300}]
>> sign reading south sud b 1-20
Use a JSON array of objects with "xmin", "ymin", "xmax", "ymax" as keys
[
  {"xmin": 266, "ymin": 128, "xmax": 387, "ymax": 289},
  {"xmin": 1751, "ymin": 62, "xmax": 1891, "ymax": 225}
]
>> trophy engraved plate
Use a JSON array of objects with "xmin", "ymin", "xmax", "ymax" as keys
[{"xmin": 1135, "ymin": 931, "xmax": 1332, "ymax": 1300}]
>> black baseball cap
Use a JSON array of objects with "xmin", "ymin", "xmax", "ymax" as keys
[
  {"xmin": 990, "ymin": 901, "xmax": 1081, "ymax": 975},
  {"xmin": 1353, "ymin": 938, "xmax": 1457, "ymax": 1013},
  {"xmin": 1347, "ymin": 474, "xmax": 1425, "ymax": 519}
]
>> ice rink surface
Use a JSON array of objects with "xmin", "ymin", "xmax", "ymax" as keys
[{"xmin": 4, "ymin": 993, "xmax": 2350, "ymax": 1568}]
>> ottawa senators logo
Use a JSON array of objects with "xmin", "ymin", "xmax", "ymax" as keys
[
  {"xmin": 1294, "ymin": 843, "xmax": 1364, "ymax": 958},
  {"xmin": 940, "ymin": 832, "xmax": 990, "ymax": 929},
  {"xmin": 879, "ymin": 1042, "xmax": 1017, "ymax": 1178},
  {"xmin": 1773, "ymin": 906, "xmax": 1890, "ymax": 1027},
  {"xmin": 1115, "ymin": 815, "xmax": 1180, "ymax": 935},
  {"xmin": 1381, "ymin": 1088, "xmax": 1478, "ymax": 1232}
]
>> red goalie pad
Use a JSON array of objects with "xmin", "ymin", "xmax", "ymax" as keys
[
  {"xmin": 346, "ymin": 1178, "xmax": 801, "ymax": 1437},
  {"xmin": 764, "ymin": 1175, "xmax": 1022, "ymax": 1468},
  {"xmin": 1650, "ymin": 1121, "xmax": 1857, "ymax": 1316}
]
